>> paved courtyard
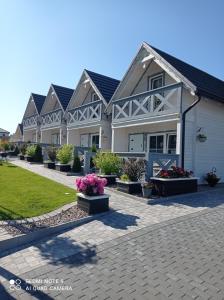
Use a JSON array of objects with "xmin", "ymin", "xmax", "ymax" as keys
[{"xmin": 0, "ymin": 159, "xmax": 224, "ymax": 299}]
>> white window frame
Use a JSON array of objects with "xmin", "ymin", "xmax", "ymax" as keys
[
  {"xmin": 80, "ymin": 134, "xmax": 89, "ymax": 147},
  {"xmin": 90, "ymin": 133, "xmax": 99, "ymax": 147},
  {"xmin": 166, "ymin": 133, "xmax": 177, "ymax": 154},
  {"xmin": 91, "ymin": 92, "xmax": 98, "ymax": 102},
  {"xmin": 147, "ymin": 133, "xmax": 166, "ymax": 153},
  {"xmin": 149, "ymin": 73, "xmax": 164, "ymax": 90}
]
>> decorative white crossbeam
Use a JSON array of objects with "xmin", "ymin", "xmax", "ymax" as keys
[
  {"xmin": 67, "ymin": 100, "xmax": 103, "ymax": 126},
  {"xmin": 112, "ymin": 83, "xmax": 182, "ymax": 123},
  {"xmin": 23, "ymin": 115, "xmax": 38, "ymax": 129},
  {"xmin": 41, "ymin": 109, "xmax": 62, "ymax": 128}
]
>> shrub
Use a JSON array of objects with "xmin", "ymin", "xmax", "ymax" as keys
[
  {"xmin": 157, "ymin": 166, "xmax": 193, "ymax": 178},
  {"xmin": 20, "ymin": 144, "xmax": 27, "ymax": 155},
  {"xmin": 26, "ymin": 145, "xmax": 36, "ymax": 157},
  {"xmin": 0, "ymin": 142, "xmax": 10, "ymax": 151},
  {"xmin": 47, "ymin": 147, "xmax": 57, "ymax": 162},
  {"xmin": 72, "ymin": 155, "xmax": 82, "ymax": 172},
  {"xmin": 205, "ymin": 170, "xmax": 220, "ymax": 187},
  {"xmin": 94, "ymin": 152, "xmax": 121, "ymax": 175},
  {"xmin": 122, "ymin": 158, "xmax": 146, "ymax": 182},
  {"xmin": 120, "ymin": 174, "xmax": 129, "ymax": 182},
  {"xmin": 34, "ymin": 144, "xmax": 43, "ymax": 162},
  {"xmin": 56, "ymin": 144, "xmax": 73, "ymax": 164},
  {"xmin": 14, "ymin": 146, "xmax": 20, "ymax": 156},
  {"xmin": 91, "ymin": 144, "xmax": 97, "ymax": 153},
  {"xmin": 76, "ymin": 174, "xmax": 107, "ymax": 196}
]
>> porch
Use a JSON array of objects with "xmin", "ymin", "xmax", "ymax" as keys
[{"xmin": 23, "ymin": 114, "xmax": 40, "ymax": 142}]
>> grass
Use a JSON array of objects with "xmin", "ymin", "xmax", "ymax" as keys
[{"xmin": 0, "ymin": 162, "xmax": 76, "ymax": 220}]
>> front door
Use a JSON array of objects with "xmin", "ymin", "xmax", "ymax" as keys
[
  {"xmin": 80, "ymin": 134, "xmax": 89, "ymax": 147},
  {"xmin": 147, "ymin": 134, "xmax": 165, "ymax": 153},
  {"xmin": 129, "ymin": 134, "xmax": 144, "ymax": 152}
]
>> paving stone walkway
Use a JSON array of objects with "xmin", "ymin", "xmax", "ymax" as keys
[{"xmin": 1, "ymin": 159, "xmax": 224, "ymax": 299}]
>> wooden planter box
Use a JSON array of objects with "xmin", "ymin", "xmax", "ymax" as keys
[
  {"xmin": 25, "ymin": 156, "xmax": 34, "ymax": 163},
  {"xmin": 44, "ymin": 161, "xmax": 55, "ymax": 169},
  {"xmin": 98, "ymin": 174, "xmax": 117, "ymax": 186},
  {"xmin": 18, "ymin": 154, "xmax": 25, "ymax": 160},
  {"xmin": 150, "ymin": 177, "xmax": 198, "ymax": 197},
  {"xmin": 116, "ymin": 180, "xmax": 142, "ymax": 194},
  {"xmin": 77, "ymin": 193, "xmax": 109, "ymax": 215},
  {"xmin": 55, "ymin": 164, "xmax": 71, "ymax": 172}
]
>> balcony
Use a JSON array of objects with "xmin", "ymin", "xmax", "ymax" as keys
[
  {"xmin": 67, "ymin": 100, "xmax": 103, "ymax": 127},
  {"xmin": 41, "ymin": 109, "xmax": 63, "ymax": 129},
  {"xmin": 112, "ymin": 83, "xmax": 182, "ymax": 124},
  {"xmin": 23, "ymin": 114, "xmax": 38, "ymax": 129}
]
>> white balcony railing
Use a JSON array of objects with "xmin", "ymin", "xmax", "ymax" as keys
[
  {"xmin": 112, "ymin": 83, "xmax": 182, "ymax": 124},
  {"xmin": 41, "ymin": 109, "xmax": 63, "ymax": 129},
  {"xmin": 67, "ymin": 100, "xmax": 103, "ymax": 127},
  {"xmin": 23, "ymin": 114, "xmax": 38, "ymax": 129}
]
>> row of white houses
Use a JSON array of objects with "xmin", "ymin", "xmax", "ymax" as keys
[{"xmin": 13, "ymin": 42, "xmax": 224, "ymax": 182}]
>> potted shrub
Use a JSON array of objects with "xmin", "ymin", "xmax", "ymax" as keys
[
  {"xmin": 72, "ymin": 154, "xmax": 82, "ymax": 175},
  {"xmin": 94, "ymin": 152, "xmax": 121, "ymax": 185},
  {"xmin": 44, "ymin": 147, "xmax": 57, "ymax": 169},
  {"xmin": 25, "ymin": 145, "xmax": 36, "ymax": 162},
  {"xmin": 13, "ymin": 145, "xmax": 20, "ymax": 156},
  {"xmin": 33, "ymin": 144, "xmax": 43, "ymax": 163},
  {"xmin": 18, "ymin": 144, "xmax": 27, "ymax": 160},
  {"xmin": 151, "ymin": 166, "xmax": 197, "ymax": 196},
  {"xmin": 117, "ymin": 158, "xmax": 146, "ymax": 194},
  {"xmin": 55, "ymin": 144, "xmax": 73, "ymax": 172},
  {"xmin": 142, "ymin": 181, "xmax": 154, "ymax": 198},
  {"xmin": 76, "ymin": 174, "xmax": 109, "ymax": 214},
  {"xmin": 205, "ymin": 170, "xmax": 220, "ymax": 187}
]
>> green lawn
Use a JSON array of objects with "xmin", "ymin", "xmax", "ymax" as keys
[{"xmin": 0, "ymin": 163, "xmax": 76, "ymax": 220}]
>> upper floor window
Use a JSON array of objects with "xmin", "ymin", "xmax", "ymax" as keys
[
  {"xmin": 91, "ymin": 93, "xmax": 98, "ymax": 102},
  {"xmin": 150, "ymin": 74, "xmax": 164, "ymax": 90}
]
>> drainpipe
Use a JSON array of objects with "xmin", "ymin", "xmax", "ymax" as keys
[{"xmin": 181, "ymin": 92, "xmax": 201, "ymax": 168}]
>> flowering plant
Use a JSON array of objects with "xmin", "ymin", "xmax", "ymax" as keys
[
  {"xmin": 205, "ymin": 169, "xmax": 220, "ymax": 187},
  {"xmin": 76, "ymin": 174, "xmax": 107, "ymax": 196},
  {"xmin": 157, "ymin": 166, "xmax": 193, "ymax": 178}
]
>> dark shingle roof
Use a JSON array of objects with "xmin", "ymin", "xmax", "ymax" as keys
[
  {"xmin": 31, "ymin": 93, "xmax": 46, "ymax": 113},
  {"xmin": 52, "ymin": 84, "xmax": 74, "ymax": 110},
  {"xmin": 149, "ymin": 44, "xmax": 224, "ymax": 102},
  {"xmin": 85, "ymin": 70, "xmax": 120, "ymax": 102}
]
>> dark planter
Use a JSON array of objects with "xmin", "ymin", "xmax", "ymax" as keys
[
  {"xmin": 150, "ymin": 177, "xmax": 198, "ymax": 197},
  {"xmin": 25, "ymin": 156, "xmax": 34, "ymax": 163},
  {"xmin": 44, "ymin": 161, "xmax": 55, "ymax": 169},
  {"xmin": 98, "ymin": 174, "xmax": 117, "ymax": 186},
  {"xmin": 206, "ymin": 178, "xmax": 220, "ymax": 187},
  {"xmin": 116, "ymin": 180, "xmax": 142, "ymax": 194},
  {"xmin": 55, "ymin": 164, "xmax": 71, "ymax": 172},
  {"xmin": 77, "ymin": 193, "xmax": 109, "ymax": 215},
  {"xmin": 18, "ymin": 155, "xmax": 25, "ymax": 160}
]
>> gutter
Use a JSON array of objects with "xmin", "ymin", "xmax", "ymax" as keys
[{"xmin": 181, "ymin": 92, "xmax": 201, "ymax": 168}]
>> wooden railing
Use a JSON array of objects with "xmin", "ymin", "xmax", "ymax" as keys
[
  {"xmin": 23, "ymin": 114, "xmax": 38, "ymax": 129},
  {"xmin": 41, "ymin": 109, "xmax": 63, "ymax": 128},
  {"xmin": 112, "ymin": 83, "xmax": 182, "ymax": 124},
  {"xmin": 67, "ymin": 100, "xmax": 103, "ymax": 127}
]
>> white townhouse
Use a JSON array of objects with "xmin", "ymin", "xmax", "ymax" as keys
[
  {"xmin": 0, "ymin": 128, "xmax": 10, "ymax": 140},
  {"xmin": 22, "ymin": 93, "xmax": 45, "ymax": 142},
  {"xmin": 66, "ymin": 70, "xmax": 119, "ymax": 149},
  {"xmin": 11, "ymin": 123, "xmax": 23, "ymax": 142},
  {"xmin": 40, "ymin": 84, "xmax": 74, "ymax": 145},
  {"xmin": 108, "ymin": 42, "xmax": 224, "ymax": 182}
]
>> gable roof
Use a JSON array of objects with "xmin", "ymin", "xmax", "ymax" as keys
[
  {"xmin": 145, "ymin": 43, "xmax": 224, "ymax": 102},
  {"xmin": 52, "ymin": 84, "xmax": 74, "ymax": 110},
  {"xmin": 85, "ymin": 70, "xmax": 120, "ymax": 102},
  {"xmin": 0, "ymin": 128, "xmax": 9, "ymax": 134},
  {"xmin": 31, "ymin": 93, "xmax": 46, "ymax": 114}
]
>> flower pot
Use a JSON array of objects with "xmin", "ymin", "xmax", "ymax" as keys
[
  {"xmin": 98, "ymin": 174, "xmax": 117, "ymax": 186},
  {"xmin": 25, "ymin": 156, "xmax": 34, "ymax": 163},
  {"xmin": 116, "ymin": 180, "xmax": 142, "ymax": 194},
  {"xmin": 44, "ymin": 161, "xmax": 55, "ymax": 169},
  {"xmin": 206, "ymin": 178, "xmax": 220, "ymax": 187},
  {"xmin": 142, "ymin": 187, "xmax": 152, "ymax": 198},
  {"xmin": 55, "ymin": 164, "xmax": 71, "ymax": 172},
  {"xmin": 150, "ymin": 177, "xmax": 198, "ymax": 197},
  {"xmin": 77, "ymin": 192, "xmax": 110, "ymax": 215}
]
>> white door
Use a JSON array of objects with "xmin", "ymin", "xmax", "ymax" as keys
[
  {"xmin": 147, "ymin": 134, "xmax": 165, "ymax": 153},
  {"xmin": 129, "ymin": 134, "xmax": 144, "ymax": 152},
  {"xmin": 80, "ymin": 134, "xmax": 89, "ymax": 147}
]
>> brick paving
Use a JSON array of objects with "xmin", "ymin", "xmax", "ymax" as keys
[{"xmin": 0, "ymin": 159, "xmax": 224, "ymax": 299}]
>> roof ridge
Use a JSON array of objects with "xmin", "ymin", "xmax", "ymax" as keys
[{"xmin": 85, "ymin": 69, "xmax": 120, "ymax": 82}]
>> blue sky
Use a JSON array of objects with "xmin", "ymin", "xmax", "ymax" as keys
[{"xmin": 0, "ymin": 0, "xmax": 223, "ymax": 133}]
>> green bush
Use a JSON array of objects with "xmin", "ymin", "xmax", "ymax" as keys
[
  {"xmin": 47, "ymin": 147, "xmax": 57, "ymax": 162},
  {"xmin": 34, "ymin": 144, "xmax": 43, "ymax": 162},
  {"xmin": 91, "ymin": 144, "xmax": 97, "ymax": 153},
  {"xmin": 120, "ymin": 174, "xmax": 129, "ymax": 182},
  {"xmin": 72, "ymin": 155, "xmax": 82, "ymax": 172},
  {"xmin": 26, "ymin": 145, "xmax": 36, "ymax": 157},
  {"xmin": 20, "ymin": 144, "xmax": 27, "ymax": 155},
  {"xmin": 56, "ymin": 144, "xmax": 73, "ymax": 164},
  {"xmin": 94, "ymin": 152, "xmax": 121, "ymax": 175},
  {"xmin": 14, "ymin": 146, "xmax": 20, "ymax": 156}
]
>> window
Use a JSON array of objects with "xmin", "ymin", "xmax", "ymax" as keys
[
  {"xmin": 147, "ymin": 134, "xmax": 165, "ymax": 153},
  {"xmin": 167, "ymin": 134, "xmax": 176, "ymax": 154},
  {"xmin": 149, "ymin": 74, "xmax": 164, "ymax": 110},
  {"xmin": 91, "ymin": 134, "xmax": 99, "ymax": 148},
  {"xmin": 91, "ymin": 93, "xmax": 98, "ymax": 102},
  {"xmin": 51, "ymin": 133, "xmax": 60, "ymax": 145}
]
